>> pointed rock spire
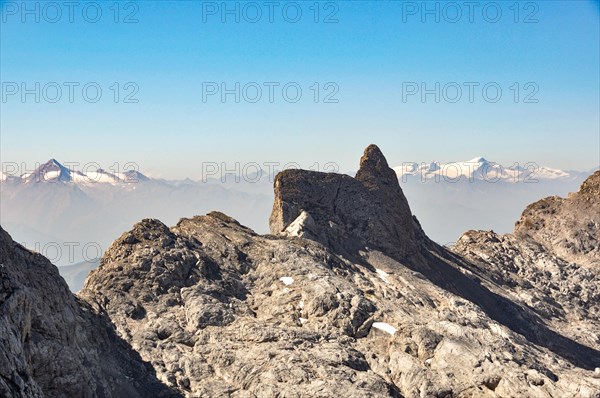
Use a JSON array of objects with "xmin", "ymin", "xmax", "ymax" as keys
[
  {"xmin": 270, "ymin": 145, "xmax": 423, "ymax": 261},
  {"xmin": 355, "ymin": 144, "xmax": 402, "ymax": 193}
]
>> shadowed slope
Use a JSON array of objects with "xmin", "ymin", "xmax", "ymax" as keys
[
  {"xmin": 0, "ymin": 226, "xmax": 180, "ymax": 398},
  {"xmin": 270, "ymin": 144, "xmax": 600, "ymax": 370}
]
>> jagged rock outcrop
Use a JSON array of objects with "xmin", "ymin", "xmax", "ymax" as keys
[
  {"xmin": 77, "ymin": 146, "xmax": 600, "ymax": 397},
  {"xmin": 269, "ymin": 144, "xmax": 423, "ymax": 261},
  {"xmin": 80, "ymin": 213, "xmax": 400, "ymax": 397},
  {"xmin": 2, "ymin": 145, "xmax": 599, "ymax": 397},
  {"xmin": 270, "ymin": 147, "xmax": 600, "ymax": 371},
  {"xmin": 0, "ymin": 227, "xmax": 178, "ymax": 398},
  {"xmin": 454, "ymin": 171, "xmax": 600, "ymax": 361},
  {"xmin": 514, "ymin": 170, "xmax": 600, "ymax": 264}
]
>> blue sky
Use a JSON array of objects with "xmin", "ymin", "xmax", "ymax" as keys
[{"xmin": 1, "ymin": 0, "xmax": 599, "ymax": 178}]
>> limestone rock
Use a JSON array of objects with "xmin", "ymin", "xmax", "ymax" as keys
[
  {"xmin": 269, "ymin": 145, "xmax": 423, "ymax": 262},
  {"xmin": 81, "ymin": 213, "xmax": 399, "ymax": 397},
  {"xmin": 454, "ymin": 171, "xmax": 600, "ymax": 362},
  {"xmin": 0, "ymin": 227, "xmax": 178, "ymax": 398},
  {"xmin": 79, "ymin": 147, "xmax": 600, "ymax": 397},
  {"xmin": 4, "ymin": 146, "xmax": 600, "ymax": 398},
  {"xmin": 514, "ymin": 170, "xmax": 600, "ymax": 264}
]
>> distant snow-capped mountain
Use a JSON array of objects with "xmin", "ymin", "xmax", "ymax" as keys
[
  {"xmin": 1, "ymin": 157, "xmax": 596, "ymax": 291},
  {"xmin": 0, "ymin": 159, "xmax": 273, "ymax": 291},
  {"xmin": 24, "ymin": 158, "xmax": 78, "ymax": 183},
  {"xmin": 391, "ymin": 157, "xmax": 594, "ymax": 245},
  {"xmin": 394, "ymin": 157, "xmax": 584, "ymax": 183},
  {"xmin": 3, "ymin": 159, "xmax": 151, "ymax": 185}
]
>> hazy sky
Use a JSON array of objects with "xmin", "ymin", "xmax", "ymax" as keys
[{"xmin": 1, "ymin": 0, "xmax": 599, "ymax": 178}]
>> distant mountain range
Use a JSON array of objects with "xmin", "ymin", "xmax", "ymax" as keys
[
  {"xmin": 394, "ymin": 157, "xmax": 592, "ymax": 183},
  {"xmin": 3, "ymin": 146, "xmax": 598, "ymax": 397},
  {"xmin": 1, "ymin": 159, "xmax": 149, "ymax": 184},
  {"xmin": 3, "ymin": 157, "xmax": 593, "ymax": 185},
  {"xmin": 395, "ymin": 158, "xmax": 596, "ymax": 246},
  {"xmin": 0, "ymin": 159, "xmax": 273, "ymax": 272},
  {"xmin": 1, "ymin": 157, "xmax": 596, "ymax": 291}
]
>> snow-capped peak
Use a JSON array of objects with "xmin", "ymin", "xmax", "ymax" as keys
[
  {"xmin": 13, "ymin": 159, "xmax": 151, "ymax": 185},
  {"xmin": 466, "ymin": 156, "xmax": 488, "ymax": 163},
  {"xmin": 24, "ymin": 159, "xmax": 75, "ymax": 183},
  {"xmin": 119, "ymin": 170, "xmax": 149, "ymax": 182},
  {"xmin": 394, "ymin": 157, "xmax": 582, "ymax": 183}
]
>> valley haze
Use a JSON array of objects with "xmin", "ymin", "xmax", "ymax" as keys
[
  {"xmin": 1, "ymin": 145, "xmax": 599, "ymax": 397},
  {"xmin": 1, "ymin": 155, "xmax": 594, "ymax": 291},
  {"xmin": 1, "ymin": 1, "xmax": 598, "ymax": 396}
]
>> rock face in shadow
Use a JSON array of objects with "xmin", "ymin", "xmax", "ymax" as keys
[
  {"xmin": 0, "ymin": 227, "xmax": 179, "ymax": 398},
  {"xmin": 270, "ymin": 145, "xmax": 600, "ymax": 372},
  {"xmin": 270, "ymin": 144, "xmax": 423, "ymax": 261},
  {"xmin": 4, "ymin": 145, "xmax": 600, "ymax": 398},
  {"xmin": 77, "ymin": 145, "xmax": 600, "ymax": 397},
  {"xmin": 454, "ymin": 171, "xmax": 600, "ymax": 362}
]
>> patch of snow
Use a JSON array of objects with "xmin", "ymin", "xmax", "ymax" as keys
[
  {"xmin": 298, "ymin": 301, "xmax": 304, "ymax": 309},
  {"xmin": 74, "ymin": 171, "xmax": 121, "ymax": 184},
  {"xmin": 284, "ymin": 210, "xmax": 314, "ymax": 237},
  {"xmin": 299, "ymin": 317, "xmax": 307, "ymax": 324},
  {"xmin": 489, "ymin": 323, "xmax": 510, "ymax": 339},
  {"xmin": 115, "ymin": 172, "xmax": 131, "ymax": 181},
  {"xmin": 375, "ymin": 268, "xmax": 389, "ymax": 284},
  {"xmin": 533, "ymin": 167, "xmax": 571, "ymax": 180},
  {"xmin": 280, "ymin": 277, "xmax": 294, "ymax": 285},
  {"xmin": 44, "ymin": 171, "xmax": 61, "ymax": 181},
  {"xmin": 372, "ymin": 322, "xmax": 397, "ymax": 335},
  {"xmin": 466, "ymin": 156, "xmax": 488, "ymax": 163}
]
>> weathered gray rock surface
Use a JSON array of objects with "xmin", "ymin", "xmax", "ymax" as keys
[
  {"xmin": 269, "ymin": 145, "xmax": 423, "ymax": 261},
  {"xmin": 2, "ymin": 146, "xmax": 599, "ymax": 397},
  {"xmin": 0, "ymin": 227, "xmax": 179, "ymax": 397},
  {"xmin": 514, "ymin": 170, "xmax": 600, "ymax": 265},
  {"xmin": 78, "ymin": 146, "xmax": 600, "ymax": 397},
  {"xmin": 453, "ymin": 170, "xmax": 600, "ymax": 369}
]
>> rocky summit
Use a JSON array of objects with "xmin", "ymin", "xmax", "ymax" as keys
[
  {"xmin": 270, "ymin": 144, "xmax": 423, "ymax": 262},
  {"xmin": 453, "ymin": 170, "xmax": 600, "ymax": 372},
  {"xmin": 0, "ymin": 227, "xmax": 179, "ymax": 398},
  {"xmin": 1, "ymin": 146, "xmax": 600, "ymax": 397}
]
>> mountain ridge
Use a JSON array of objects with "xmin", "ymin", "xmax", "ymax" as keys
[
  {"xmin": 1, "ymin": 156, "xmax": 594, "ymax": 185},
  {"xmin": 77, "ymin": 145, "xmax": 600, "ymax": 396},
  {"xmin": 394, "ymin": 157, "xmax": 591, "ymax": 183},
  {"xmin": 1, "ymin": 146, "xmax": 599, "ymax": 397},
  {"xmin": 0, "ymin": 226, "xmax": 180, "ymax": 397}
]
